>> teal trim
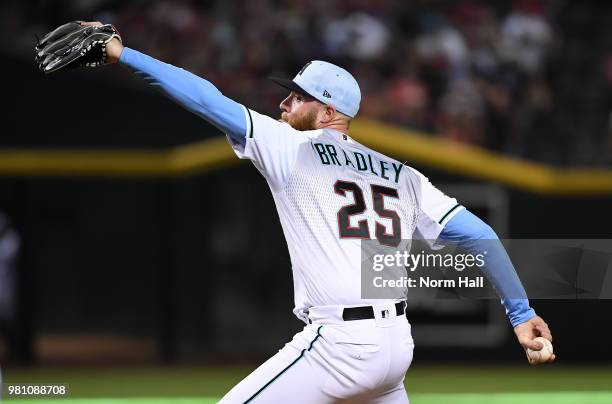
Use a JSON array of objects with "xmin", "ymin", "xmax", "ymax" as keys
[
  {"xmin": 246, "ymin": 108, "xmax": 254, "ymax": 138},
  {"xmin": 438, "ymin": 204, "xmax": 461, "ymax": 225},
  {"xmin": 243, "ymin": 326, "xmax": 323, "ymax": 403}
]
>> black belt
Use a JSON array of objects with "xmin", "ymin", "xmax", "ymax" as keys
[{"xmin": 342, "ymin": 301, "xmax": 406, "ymax": 321}]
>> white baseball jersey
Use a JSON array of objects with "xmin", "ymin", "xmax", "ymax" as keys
[{"xmin": 228, "ymin": 108, "xmax": 461, "ymax": 323}]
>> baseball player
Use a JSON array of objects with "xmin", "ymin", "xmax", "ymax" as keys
[{"xmin": 36, "ymin": 22, "xmax": 555, "ymax": 403}]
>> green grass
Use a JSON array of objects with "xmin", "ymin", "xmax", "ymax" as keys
[
  {"xmin": 412, "ymin": 392, "xmax": 612, "ymax": 404},
  {"xmin": 6, "ymin": 394, "xmax": 612, "ymax": 404},
  {"xmin": 3, "ymin": 365, "xmax": 612, "ymax": 403}
]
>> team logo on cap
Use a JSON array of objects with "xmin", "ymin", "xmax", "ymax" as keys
[{"xmin": 323, "ymin": 90, "xmax": 332, "ymax": 98}]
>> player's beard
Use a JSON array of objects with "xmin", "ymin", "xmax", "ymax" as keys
[{"xmin": 281, "ymin": 108, "xmax": 318, "ymax": 131}]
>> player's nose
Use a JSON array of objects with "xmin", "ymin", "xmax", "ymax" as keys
[{"xmin": 279, "ymin": 94, "xmax": 292, "ymax": 112}]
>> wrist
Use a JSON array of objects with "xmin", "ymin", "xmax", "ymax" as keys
[
  {"xmin": 105, "ymin": 38, "xmax": 124, "ymax": 64},
  {"xmin": 509, "ymin": 305, "xmax": 536, "ymax": 328}
]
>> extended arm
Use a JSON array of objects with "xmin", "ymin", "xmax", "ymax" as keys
[
  {"xmin": 104, "ymin": 34, "xmax": 247, "ymax": 145},
  {"xmin": 440, "ymin": 209, "xmax": 555, "ymax": 364},
  {"xmin": 439, "ymin": 208, "xmax": 534, "ymax": 326}
]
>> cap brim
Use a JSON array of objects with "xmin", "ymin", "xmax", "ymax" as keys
[{"xmin": 269, "ymin": 77, "xmax": 316, "ymax": 100}]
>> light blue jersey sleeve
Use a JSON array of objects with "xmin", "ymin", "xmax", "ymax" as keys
[
  {"xmin": 440, "ymin": 208, "xmax": 536, "ymax": 327},
  {"xmin": 119, "ymin": 47, "xmax": 247, "ymax": 146}
]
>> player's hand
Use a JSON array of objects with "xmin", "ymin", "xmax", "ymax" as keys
[
  {"xmin": 81, "ymin": 21, "xmax": 124, "ymax": 64},
  {"xmin": 513, "ymin": 315, "xmax": 556, "ymax": 365}
]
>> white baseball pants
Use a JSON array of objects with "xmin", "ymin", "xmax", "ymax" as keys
[{"xmin": 219, "ymin": 301, "xmax": 414, "ymax": 403}]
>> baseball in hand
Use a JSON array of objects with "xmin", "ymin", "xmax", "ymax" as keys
[{"xmin": 527, "ymin": 337, "xmax": 554, "ymax": 364}]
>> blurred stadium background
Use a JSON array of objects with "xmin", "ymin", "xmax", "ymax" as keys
[{"xmin": 1, "ymin": 0, "xmax": 612, "ymax": 402}]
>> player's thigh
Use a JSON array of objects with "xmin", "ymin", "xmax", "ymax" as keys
[
  {"xmin": 219, "ymin": 346, "xmax": 331, "ymax": 404},
  {"xmin": 332, "ymin": 383, "xmax": 409, "ymax": 404},
  {"xmin": 219, "ymin": 326, "xmax": 332, "ymax": 404},
  {"xmin": 370, "ymin": 383, "xmax": 410, "ymax": 404}
]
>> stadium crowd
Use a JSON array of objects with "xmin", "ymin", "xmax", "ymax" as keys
[{"xmin": 4, "ymin": 0, "xmax": 612, "ymax": 165}]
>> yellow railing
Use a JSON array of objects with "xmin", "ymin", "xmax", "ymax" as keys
[
  {"xmin": 350, "ymin": 119, "xmax": 612, "ymax": 196},
  {"xmin": 0, "ymin": 119, "xmax": 611, "ymax": 195},
  {"xmin": 0, "ymin": 138, "xmax": 235, "ymax": 178}
]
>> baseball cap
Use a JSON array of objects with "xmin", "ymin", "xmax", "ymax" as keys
[{"xmin": 270, "ymin": 61, "xmax": 361, "ymax": 118}]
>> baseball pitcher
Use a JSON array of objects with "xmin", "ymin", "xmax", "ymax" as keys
[{"xmin": 35, "ymin": 21, "xmax": 555, "ymax": 403}]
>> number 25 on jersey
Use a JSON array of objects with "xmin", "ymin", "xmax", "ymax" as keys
[{"xmin": 334, "ymin": 180, "xmax": 401, "ymax": 247}]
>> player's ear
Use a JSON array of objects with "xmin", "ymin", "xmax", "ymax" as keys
[{"xmin": 321, "ymin": 104, "xmax": 336, "ymax": 123}]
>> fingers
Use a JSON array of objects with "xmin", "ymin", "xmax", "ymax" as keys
[
  {"xmin": 520, "ymin": 315, "xmax": 553, "ymax": 341},
  {"xmin": 520, "ymin": 336, "xmax": 543, "ymax": 351},
  {"xmin": 81, "ymin": 21, "xmax": 103, "ymax": 27},
  {"xmin": 535, "ymin": 322, "xmax": 553, "ymax": 342},
  {"xmin": 526, "ymin": 351, "xmax": 536, "ymax": 365}
]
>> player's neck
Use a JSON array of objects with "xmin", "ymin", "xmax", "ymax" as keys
[{"xmin": 316, "ymin": 121, "xmax": 350, "ymax": 134}]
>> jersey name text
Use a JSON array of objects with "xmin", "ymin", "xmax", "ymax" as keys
[{"xmin": 312, "ymin": 142, "xmax": 404, "ymax": 183}]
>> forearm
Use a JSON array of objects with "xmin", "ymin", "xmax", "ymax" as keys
[
  {"xmin": 118, "ymin": 47, "xmax": 246, "ymax": 145},
  {"xmin": 439, "ymin": 209, "xmax": 536, "ymax": 327}
]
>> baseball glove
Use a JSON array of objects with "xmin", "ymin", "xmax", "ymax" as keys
[{"xmin": 35, "ymin": 21, "xmax": 122, "ymax": 74}]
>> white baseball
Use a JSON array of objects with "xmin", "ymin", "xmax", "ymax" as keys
[{"xmin": 527, "ymin": 337, "xmax": 554, "ymax": 364}]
